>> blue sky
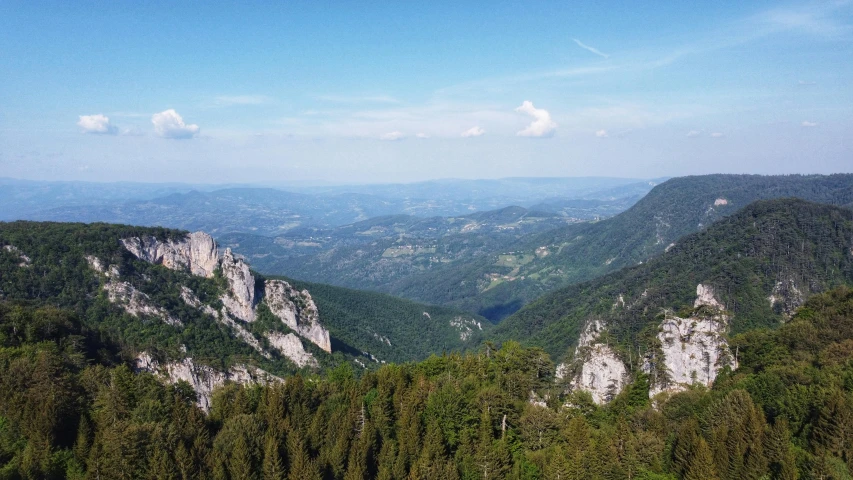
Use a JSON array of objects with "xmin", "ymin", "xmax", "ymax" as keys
[{"xmin": 1, "ymin": 1, "xmax": 851, "ymax": 184}]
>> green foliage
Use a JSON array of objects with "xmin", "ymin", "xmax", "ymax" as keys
[
  {"xmin": 2, "ymin": 286, "xmax": 853, "ymax": 478},
  {"xmin": 492, "ymin": 198, "xmax": 853, "ymax": 361},
  {"xmin": 333, "ymin": 173, "xmax": 853, "ymax": 321},
  {"xmin": 274, "ymin": 277, "xmax": 492, "ymax": 364}
]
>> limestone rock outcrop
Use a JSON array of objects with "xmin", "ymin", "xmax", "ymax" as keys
[
  {"xmin": 121, "ymin": 231, "xmax": 332, "ymax": 357},
  {"xmin": 263, "ymin": 280, "xmax": 331, "ymax": 352},
  {"xmin": 768, "ymin": 278, "xmax": 804, "ymax": 318},
  {"xmin": 265, "ymin": 332, "xmax": 318, "ymax": 368},
  {"xmin": 121, "ymin": 231, "xmax": 219, "ymax": 278},
  {"xmin": 646, "ymin": 284, "xmax": 737, "ymax": 397},
  {"xmin": 105, "ymin": 280, "xmax": 181, "ymax": 327},
  {"xmin": 449, "ymin": 316, "xmax": 483, "ymax": 341},
  {"xmin": 220, "ymin": 248, "xmax": 256, "ymax": 323},
  {"xmin": 3, "ymin": 245, "xmax": 31, "ymax": 267},
  {"xmin": 135, "ymin": 352, "xmax": 282, "ymax": 411},
  {"xmin": 565, "ymin": 319, "xmax": 629, "ymax": 405}
]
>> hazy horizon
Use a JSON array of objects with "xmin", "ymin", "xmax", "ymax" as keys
[{"xmin": 2, "ymin": 2, "xmax": 852, "ymax": 183}]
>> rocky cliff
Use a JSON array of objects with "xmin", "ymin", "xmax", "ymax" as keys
[
  {"xmin": 563, "ymin": 284, "xmax": 738, "ymax": 403},
  {"xmin": 560, "ymin": 319, "xmax": 628, "ymax": 404},
  {"xmin": 263, "ymin": 280, "xmax": 331, "ymax": 352},
  {"xmin": 121, "ymin": 231, "xmax": 332, "ymax": 353},
  {"xmin": 135, "ymin": 352, "xmax": 282, "ymax": 411},
  {"xmin": 121, "ymin": 231, "xmax": 219, "ymax": 278},
  {"xmin": 645, "ymin": 284, "xmax": 737, "ymax": 397}
]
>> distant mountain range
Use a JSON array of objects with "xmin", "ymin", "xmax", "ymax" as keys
[
  {"xmin": 367, "ymin": 174, "xmax": 853, "ymax": 320},
  {"xmin": 1, "ymin": 176, "xmax": 661, "ymax": 231}
]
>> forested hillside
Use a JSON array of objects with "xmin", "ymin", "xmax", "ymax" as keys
[
  {"xmin": 389, "ymin": 174, "xmax": 853, "ymax": 320},
  {"xmin": 0, "ymin": 222, "xmax": 488, "ymax": 375},
  {"xmin": 491, "ymin": 198, "xmax": 853, "ymax": 361},
  {"xmin": 3, "ymin": 287, "xmax": 853, "ymax": 479},
  {"xmin": 268, "ymin": 276, "xmax": 490, "ymax": 364}
]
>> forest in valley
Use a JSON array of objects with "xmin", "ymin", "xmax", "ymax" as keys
[{"xmin": 2, "ymin": 286, "xmax": 853, "ymax": 479}]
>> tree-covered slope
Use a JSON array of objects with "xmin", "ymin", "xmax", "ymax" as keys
[
  {"xmin": 3, "ymin": 287, "xmax": 853, "ymax": 478},
  {"xmin": 490, "ymin": 198, "xmax": 853, "ymax": 361},
  {"xmin": 266, "ymin": 276, "xmax": 491, "ymax": 364},
  {"xmin": 391, "ymin": 173, "xmax": 853, "ymax": 320},
  {"xmin": 0, "ymin": 221, "xmax": 488, "ymax": 374}
]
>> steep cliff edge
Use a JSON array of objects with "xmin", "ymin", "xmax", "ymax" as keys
[
  {"xmin": 560, "ymin": 320, "xmax": 628, "ymax": 404},
  {"xmin": 645, "ymin": 284, "xmax": 737, "ymax": 398},
  {"xmin": 121, "ymin": 231, "xmax": 332, "ymax": 352},
  {"xmin": 263, "ymin": 279, "xmax": 331, "ymax": 352}
]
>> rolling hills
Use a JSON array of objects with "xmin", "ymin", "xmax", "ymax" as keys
[
  {"xmin": 490, "ymin": 198, "xmax": 853, "ymax": 362},
  {"xmin": 380, "ymin": 174, "xmax": 853, "ymax": 320}
]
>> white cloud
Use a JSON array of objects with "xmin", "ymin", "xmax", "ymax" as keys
[
  {"xmin": 573, "ymin": 39, "xmax": 610, "ymax": 58},
  {"xmin": 461, "ymin": 126, "xmax": 485, "ymax": 138},
  {"xmin": 797, "ymin": 80, "xmax": 817, "ymax": 86},
  {"xmin": 379, "ymin": 131, "xmax": 405, "ymax": 141},
  {"xmin": 686, "ymin": 130, "xmax": 702, "ymax": 138},
  {"xmin": 415, "ymin": 133, "xmax": 430, "ymax": 139},
  {"xmin": 595, "ymin": 129, "xmax": 608, "ymax": 138},
  {"xmin": 515, "ymin": 101, "xmax": 557, "ymax": 138},
  {"xmin": 214, "ymin": 95, "xmax": 272, "ymax": 106},
  {"xmin": 710, "ymin": 132, "xmax": 724, "ymax": 138},
  {"xmin": 151, "ymin": 109, "xmax": 200, "ymax": 139},
  {"xmin": 801, "ymin": 121, "xmax": 818, "ymax": 127},
  {"xmin": 77, "ymin": 114, "xmax": 117, "ymax": 135}
]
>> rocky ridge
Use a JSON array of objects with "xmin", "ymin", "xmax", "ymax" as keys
[
  {"xmin": 134, "ymin": 352, "xmax": 283, "ymax": 411},
  {"xmin": 560, "ymin": 319, "xmax": 628, "ymax": 404},
  {"xmin": 121, "ymin": 231, "xmax": 331, "ymax": 353},
  {"xmin": 561, "ymin": 284, "xmax": 738, "ymax": 404},
  {"xmin": 645, "ymin": 284, "xmax": 738, "ymax": 397}
]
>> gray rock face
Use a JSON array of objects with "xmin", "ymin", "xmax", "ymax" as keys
[
  {"xmin": 565, "ymin": 319, "xmax": 628, "ymax": 404},
  {"xmin": 135, "ymin": 352, "xmax": 282, "ymax": 411},
  {"xmin": 768, "ymin": 279, "xmax": 804, "ymax": 318},
  {"xmin": 646, "ymin": 284, "xmax": 737, "ymax": 397},
  {"xmin": 121, "ymin": 231, "xmax": 219, "ymax": 278},
  {"xmin": 265, "ymin": 332, "xmax": 318, "ymax": 368},
  {"xmin": 263, "ymin": 280, "xmax": 331, "ymax": 352},
  {"xmin": 121, "ymin": 231, "xmax": 332, "ymax": 357},
  {"xmin": 220, "ymin": 248, "xmax": 256, "ymax": 323},
  {"xmin": 105, "ymin": 280, "xmax": 181, "ymax": 327}
]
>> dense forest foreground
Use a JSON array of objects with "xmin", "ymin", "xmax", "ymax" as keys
[{"xmin": 2, "ymin": 286, "xmax": 853, "ymax": 479}]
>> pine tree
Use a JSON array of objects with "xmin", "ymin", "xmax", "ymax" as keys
[
  {"xmin": 230, "ymin": 434, "xmax": 255, "ymax": 480},
  {"xmin": 765, "ymin": 418, "xmax": 797, "ymax": 480},
  {"xmin": 544, "ymin": 446, "xmax": 571, "ymax": 480},
  {"xmin": 286, "ymin": 430, "xmax": 321, "ymax": 480},
  {"xmin": 262, "ymin": 433, "xmax": 285, "ymax": 480},
  {"xmin": 684, "ymin": 437, "xmax": 719, "ymax": 480}
]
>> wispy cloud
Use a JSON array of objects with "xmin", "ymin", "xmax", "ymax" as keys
[
  {"xmin": 515, "ymin": 101, "xmax": 557, "ymax": 138},
  {"xmin": 710, "ymin": 132, "xmax": 724, "ymax": 138},
  {"xmin": 686, "ymin": 130, "xmax": 702, "ymax": 138},
  {"xmin": 595, "ymin": 129, "xmax": 608, "ymax": 138},
  {"xmin": 461, "ymin": 126, "xmax": 485, "ymax": 138},
  {"xmin": 801, "ymin": 121, "xmax": 819, "ymax": 127},
  {"xmin": 214, "ymin": 95, "xmax": 273, "ymax": 106},
  {"xmin": 379, "ymin": 131, "xmax": 405, "ymax": 141},
  {"xmin": 756, "ymin": 3, "xmax": 853, "ymax": 38},
  {"xmin": 573, "ymin": 39, "xmax": 609, "ymax": 58},
  {"xmin": 315, "ymin": 94, "xmax": 400, "ymax": 105}
]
